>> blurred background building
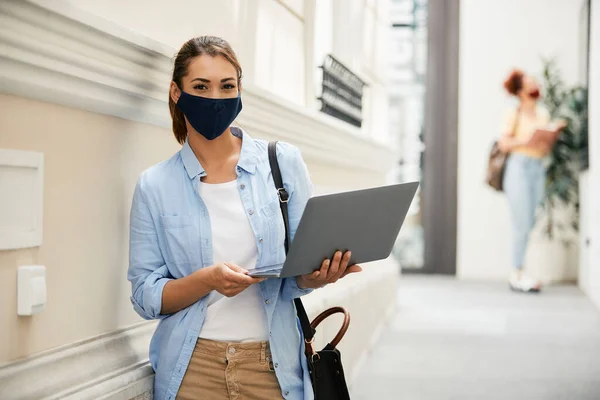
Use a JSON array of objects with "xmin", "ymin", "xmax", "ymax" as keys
[
  {"xmin": 1, "ymin": 0, "xmax": 599, "ymax": 399},
  {"xmin": 388, "ymin": 0, "xmax": 427, "ymax": 269},
  {"xmin": 0, "ymin": 0, "xmax": 397, "ymax": 397}
]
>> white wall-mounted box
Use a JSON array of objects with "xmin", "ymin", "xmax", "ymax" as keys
[{"xmin": 17, "ymin": 265, "xmax": 47, "ymax": 316}]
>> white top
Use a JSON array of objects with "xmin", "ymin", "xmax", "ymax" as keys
[{"xmin": 197, "ymin": 179, "xmax": 269, "ymax": 342}]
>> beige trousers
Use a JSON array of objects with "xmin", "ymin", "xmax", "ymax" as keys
[{"xmin": 176, "ymin": 339, "xmax": 284, "ymax": 400}]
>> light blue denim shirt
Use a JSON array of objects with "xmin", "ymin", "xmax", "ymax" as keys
[{"xmin": 128, "ymin": 127, "xmax": 314, "ymax": 400}]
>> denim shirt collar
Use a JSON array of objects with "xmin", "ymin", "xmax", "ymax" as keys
[{"xmin": 180, "ymin": 126, "xmax": 259, "ymax": 179}]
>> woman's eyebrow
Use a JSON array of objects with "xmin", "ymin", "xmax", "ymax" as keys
[{"xmin": 191, "ymin": 77, "xmax": 236, "ymax": 83}]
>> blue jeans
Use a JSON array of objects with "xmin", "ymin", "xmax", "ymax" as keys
[{"xmin": 503, "ymin": 153, "xmax": 546, "ymax": 270}]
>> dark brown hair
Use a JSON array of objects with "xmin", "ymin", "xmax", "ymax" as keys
[
  {"xmin": 503, "ymin": 69, "xmax": 524, "ymax": 96},
  {"xmin": 169, "ymin": 36, "xmax": 243, "ymax": 144}
]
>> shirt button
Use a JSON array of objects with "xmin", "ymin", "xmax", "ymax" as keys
[
  {"xmin": 274, "ymin": 363, "xmax": 279, "ymax": 368},
  {"xmin": 265, "ymin": 299, "xmax": 270, "ymax": 304},
  {"xmin": 228, "ymin": 347, "xmax": 236, "ymax": 354},
  {"xmin": 240, "ymin": 184, "xmax": 246, "ymax": 189},
  {"xmin": 285, "ymin": 390, "xmax": 290, "ymax": 396},
  {"xmin": 248, "ymin": 209, "xmax": 254, "ymax": 215},
  {"xmin": 259, "ymin": 238, "xmax": 263, "ymax": 243}
]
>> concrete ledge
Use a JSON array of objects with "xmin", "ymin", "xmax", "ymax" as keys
[
  {"xmin": 0, "ymin": 258, "xmax": 399, "ymax": 399},
  {"xmin": 0, "ymin": 322, "xmax": 155, "ymax": 400}
]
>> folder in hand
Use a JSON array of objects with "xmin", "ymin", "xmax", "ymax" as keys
[{"xmin": 526, "ymin": 124, "xmax": 562, "ymax": 147}]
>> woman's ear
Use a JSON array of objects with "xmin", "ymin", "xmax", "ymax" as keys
[{"xmin": 170, "ymin": 81, "xmax": 181, "ymax": 104}]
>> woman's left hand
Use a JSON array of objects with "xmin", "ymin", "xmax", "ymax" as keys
[
  {"xmin": 555, "ymin": 119, "xmax": 568, "ymax": 131},
  {"xmin": 296, "ymin": 250, "xmax": 363, "ymax": 289}
]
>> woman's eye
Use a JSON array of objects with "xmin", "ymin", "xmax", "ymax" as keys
[
  {"xmin": 194, "ymin": 84, "xmax": 207, "ymax": 90},
  {"xmin": 223, "ymin": 84, "xmax": 236, "ymax": 90}
]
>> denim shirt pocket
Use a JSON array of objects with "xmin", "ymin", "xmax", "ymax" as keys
[
  {"xmin": 160, "ymin": 214, "xmax": 200, "ymax": 266},
  {"xmin": 260, "ymin": 199, "xmax": 286, "ymax": 262}
]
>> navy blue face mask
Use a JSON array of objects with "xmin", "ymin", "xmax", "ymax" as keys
[{"xmin": 176, "ymin": 90, "xmax": 243, "ymax": 140}]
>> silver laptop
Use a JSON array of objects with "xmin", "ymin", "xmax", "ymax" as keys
[{"xmin": 249, "ymin": 181, "xmax": 419, "ymax": 278}]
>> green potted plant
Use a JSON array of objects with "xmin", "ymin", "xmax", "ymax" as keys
[
  {"xmin": 540, "ymin": 59, "xmax": 588, "ymax": 242},
  {"xmin": 524, "ymin": 60, "xmax": 588, "ymax": 283}
]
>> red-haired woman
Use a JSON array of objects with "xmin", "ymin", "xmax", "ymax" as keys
[{"xmin": 499, "ymin": 69, "xmax": 565, "ymax": 293}]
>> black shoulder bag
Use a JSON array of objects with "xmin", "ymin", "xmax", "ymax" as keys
[{"xmin": 268, "ymin": 141, "xmax": 351, "ymax": 400}]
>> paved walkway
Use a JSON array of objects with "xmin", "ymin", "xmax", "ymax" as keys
[{"xmin": 352, "ymin": 276, "xmax": 600, "ymax": 400}]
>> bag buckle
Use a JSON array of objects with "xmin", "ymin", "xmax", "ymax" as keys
[{"xmin": 277, "ymin": 188, "xmax": 289, "ymax": 203}]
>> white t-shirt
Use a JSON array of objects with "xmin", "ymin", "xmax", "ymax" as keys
[{"xmin": 197, "ymin": 179, "xmax": 269, "ymax": 342}]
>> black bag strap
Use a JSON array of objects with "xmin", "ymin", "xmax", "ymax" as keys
[{"xmin": 267, "ymin": 141, "xmax": 316, "ymax": 341}]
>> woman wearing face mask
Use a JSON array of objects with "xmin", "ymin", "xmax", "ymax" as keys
[
  {"xmin": 127, "ymin": 36, "xmax": 362, "ymax": 400},
  {"xmin": 499, "ymin": 69, "xmax": 565, "ymax": 293}
]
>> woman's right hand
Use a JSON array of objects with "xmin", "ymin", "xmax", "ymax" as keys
[
  {"xmin": 207, "ymin": 263, "xmax": 266, "ymax": 297},
  {"xmin": 498, "ymin": 137, "xmax": 511, "ymax": 153},
  {"xmin": 498, "ymin": 136, "xmax": 525, "ymax": 153}
]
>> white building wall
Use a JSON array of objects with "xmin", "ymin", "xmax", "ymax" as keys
[
  {"xmin": 71, "ymin": 0, "xmax": 390, "ymax": 131},
  {"xmin": 586, "ymin": 0, "xmax": 600, "ymax": 309},
  {"xmin": 0, "ymin": 0, "xmax": 396, "ymax": 397},
  {"xmin": 71, "ymin": 0, "xmax": 307, "ymax": 105}
]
